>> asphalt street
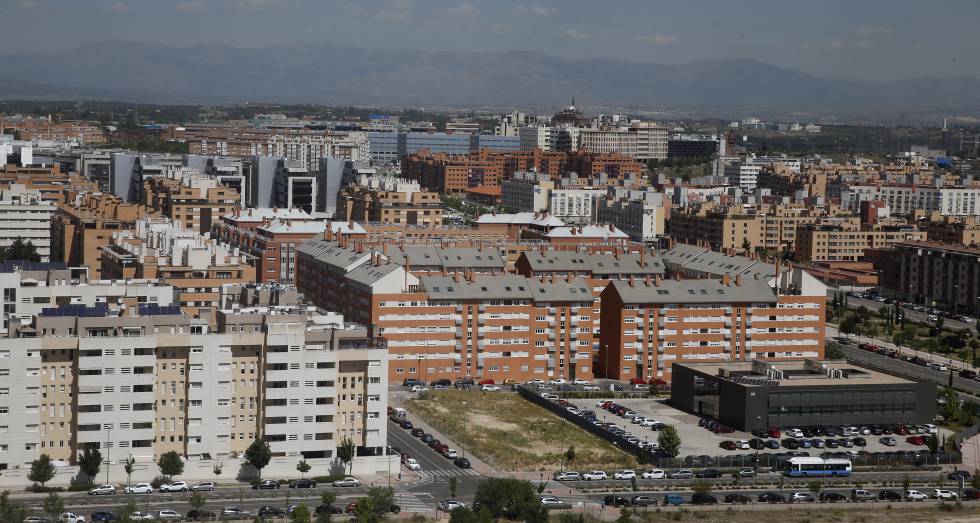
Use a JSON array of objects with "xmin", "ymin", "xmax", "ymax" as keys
[
  {"xmin": 829, "ymin": 291, "xmax": 976, "ymax": 332},
  {"xmin": 839, "ymin": 344, "xmax": 980, "ymax": 396}
]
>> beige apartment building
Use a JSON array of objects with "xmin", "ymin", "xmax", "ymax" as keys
[
  {"xmin": 794, "ymin": 223, "xmax": 927, "ymax": 263},
  {"xmin": 51, "ymin": 193, "xmax": 145, "ymax": 280},
  {"xmin": 336, "ymin": 174, "xmax": 443, "ymax": 227},
  {"xmin": 0, "ymin": 304, "xmax": 388, "ymax": 470}
]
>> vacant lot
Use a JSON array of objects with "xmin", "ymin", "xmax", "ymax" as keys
[{"xmin": 405, "ymin": 390, "xmax": 636, "ymax": 472}]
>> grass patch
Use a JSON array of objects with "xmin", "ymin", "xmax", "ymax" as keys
[{"xmin": 405, "ymin": 390, "xmax": 636, "ymax": 472}]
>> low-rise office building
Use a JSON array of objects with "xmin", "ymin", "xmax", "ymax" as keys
[{"xmin": 670, "ymin": 359, "xmax": 935, "ymax": 430}]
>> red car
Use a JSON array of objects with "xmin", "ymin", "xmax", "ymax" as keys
[
  {"xmin": 714, "ymin": 425, "xmax": 735, "ymax": 434},
  {"xmin": 719, "ymin": 440, "xmax": 737, "ymax": 450},
  {"xmin": 768, "ymin": 428, "xmax": 781, "ymax": 438},
  {"xmin": 906, "ymin": 436, "xmax": 925, "ymax": 445},
  {"xmin": 478, "ymin": 378, "xmax": 495, "ymax": 385},
  {"xmin": 629, "ymin": 378, "xmax": 648, "ymax": 385},
  {"xmin": 649, "ymin": 378, "xmax": 668, "ymax": 386},
  {"xmin": 895, "ymin": 425, "xmax": 909, "ymax": 435}
]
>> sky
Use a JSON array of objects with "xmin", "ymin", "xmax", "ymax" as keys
[{"xmin": 3, "ymin": 0, "xmax": 978, "ymax": 81}]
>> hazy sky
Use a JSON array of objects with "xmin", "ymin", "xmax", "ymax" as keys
[{"xmin": 4, "ymin": 0, "xmax": 977, "ymax": 80}]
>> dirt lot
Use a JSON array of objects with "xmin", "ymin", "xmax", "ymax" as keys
[{"xmin": 405, "ymin": 390, "xmax": 636, "ymax": 472}]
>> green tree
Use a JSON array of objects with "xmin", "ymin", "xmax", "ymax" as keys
[
  {"xmin": 297, "ymin": 459, "xmax": 311, "ymax": 478},
  {"xmin": 0, "ymin": 238, "xmax": 42, "ymax": 263},
  {"xmin": 337, "ymin": 438, "xmax": 356, "ymax": 476},
  {"xmin": 352, "ymin": 487, "xmax": 394, "ymax": 523},
  {"xmin": 78, "ymin": 447, "xmax": 103, "ymax": 486},
  {"xmin": 320, "ymin": 491, "xmax": 337, "ymax": 508},
  {"xmin": 563, "ymin": 445, "xmax": 576, "ymax": 471},
  {"xmin": 42, "ymin": 493, "xmax": 64, "ymax": 521},
  {"xmin": 188, "ymin": 492, "xmax": 207, "ymax": 520},
  {"xmin": 925, "ymin": 434, "xmax": 939, "ymax": 454},
  {"xmin": 448, "ymin": 507, "xmax": 489, "ymax": 523},
  {"xmin": 839, "ymin": 317, "xmax": 858, "ymax": 338},
  {"xmin": 291, "ymin": 504, "xmax": 311, "ymax": 523},
  {"xmin": 0, "ymin": 490, "xmax": 30, "ymax": 523},
  {"xmin": 28, "ymin": 454, "xmax": 55, "ymax": 488},
  {"xmin": 473, "ymin": 478, "xmax": 546, "ymax": 523},
  {"xmin": 450, "ymin": 477, "xmax": 459, "ymax": 499},
  {"xmin": 157, "ymin": 451, "xmax": 184, "ymax": 480},
  {"xmin": 692, "ymin": 480, "xmax": 712, "ymax": 498},
  {"xmin": 243, "ymin": 439, "xmax": 272, "ymax": 479},
  {"xmin": 657, "ymin": 425, "xmax": 681, "ymax": 458},
  {"xmin": 213, "ymin": 460, "xmax": 223, "ymax": 480},
  {"xmin": 124, "ymin": 456, "xmax": 136, "ymax": 488}
]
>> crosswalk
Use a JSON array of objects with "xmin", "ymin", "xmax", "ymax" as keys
[{"xmin": 409, "ymin": 468, "xmax": 481, "ymax": 488}]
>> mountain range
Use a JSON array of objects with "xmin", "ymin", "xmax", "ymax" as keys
[{"xmin": 0, "ymin": 40, "xmax": 978, "ymax": 114}]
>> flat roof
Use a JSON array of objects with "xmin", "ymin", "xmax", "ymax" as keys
[{"xmin": 675, "ymin": 359, "xmax": 917, "ymax": 387}]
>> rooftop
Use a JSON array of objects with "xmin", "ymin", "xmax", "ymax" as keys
[
  {"xmin": 676, "ymin": 359, "xmax": 916, "ymax": 387},
  {"xmin": 608, "ymin": 276, "xmax": 777, "ymax": 305}
]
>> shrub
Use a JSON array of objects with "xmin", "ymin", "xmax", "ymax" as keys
[{"xmin": 150, "ymin": 476, "xmax": 169, "ymax": 489}]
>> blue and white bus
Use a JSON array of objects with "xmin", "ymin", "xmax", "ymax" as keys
[{"xmin": 783, "ymin": 457, "xmax": 852, "ymax": 477}]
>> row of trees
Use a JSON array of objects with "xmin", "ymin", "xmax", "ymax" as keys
[{"xmin": 27, "ymin": 437, "xmax": 360, "ymax": 490}]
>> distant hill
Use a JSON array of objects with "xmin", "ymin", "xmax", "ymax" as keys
[{"xmin": 1, "ymin": 40, "xmax": 978, "ymax": 113}]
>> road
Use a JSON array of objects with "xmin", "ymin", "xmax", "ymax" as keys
[
  {"xmin": 837, "ymin": 343, "xmax": 980, "ymax": 397},
  {"xmin": 385, "ymin": 420, "xmax": 483, "ymax": 502}
]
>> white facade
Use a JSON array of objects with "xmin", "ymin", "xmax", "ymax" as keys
[
  {"xmin": 0, "ymin": 186, "xmax": 55, "ymax": 261},
  {"xmin": 839, "ymin": 185, "xmax": 980, "ymax": 216},
  {"xmin": 578, "ymin": 124, "xmax": 667, "ymax": 160},
  {"xmin": 501, "ymin": 172, "xmax": 551, "ymax": 212},
  {"xmin": 724, "ymin": 162, "xmax": 761, "ymax": 191},
  {"xmin": 548, "ymin": 189, "xmax": 604, "ymax": 225},
  {"xmin": 596, "ymin": 190, "xmax": 666, "ymax": 243}
]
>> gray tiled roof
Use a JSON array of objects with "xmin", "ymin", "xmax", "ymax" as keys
[
  {"xmin": 386, "ymin": 246, "xmax": 506, "ymax": 271},
  {"xmin": 662, "ymin": 243, "xmax": 775, "ymax": 280},
  {"xmin": 421, "ymin": 275, "xmax": 592, "ymax": 302},
  {"xmin": 520, "ymin": 250, "xmax": 665, "ymax": 276},
  {"xmin": 296, "ymin": 237, "xmax": 373, "ymax": 271},
  {"xmin": 608, "ymin": 277, "xmax": 777, "ymax": 304},
  {"xmin": 346, "ymin": 261, "xmax": 402, "ymax": 288}
]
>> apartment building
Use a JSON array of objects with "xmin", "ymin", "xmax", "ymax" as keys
[
  {"xmin": 99, "ymin": 218, "xmax": 256, "ymax": 321},
  {"xmin": 0, "ymin": 116, "xmax": 107, "ymax": 145},
  {"xmin": 840, "ymin": 184, "xmax": 980, "ymax": 215},
  {"xmin": 142, "ymin": 169, "xmax": 242, "ymax": 235},
  {"xmin": 924, "ymin": 216, "xmax": 980, "ymax": 246},
  {"xmin": 724, "ymin": 161, "xmax": 761, "ymax": 191},
  {"xmin": 598, "ymin": 269, "xmax": 826, "ymax": 380},
  {"xmin": 367, "ymin": 131, "xmax": 518, "ymax": 164},
  {"xmin": 0, "ymin": 185, "xmax": 56, "ymax": 261},
  {"xmin": 501, "ymin": 171, "xmax": 553, "ymax": 213},
  {"xmin": 185, "ymin": 126, "xmax": 368, "ymax": 167},
  {"xmin": 595, "ymin": 189, "xmax": 666, "ymax": 243},
  {"xmin": 0, "ymin": 304, "xmax": 387, "ymax": 470},
  {"xmin": 0, "ymin": 261, "xmax": 174, "ymax": 334},
  {"xmin": 668, "ymin": 207, "xmax": 762, "ymax": 253},
  {"xmin": 336, "ymin": 174, "xmax": 443, "ymax": 227},
  {"xmin": 794, "ymin": 223, "xmax": 926, "ymax": 262},
  {"xmin": 578, "ymin": 123, "xmax": 668, "ymax": 160},
  {"xmin": 869, "ymin": 241, "xmax": 980, "ymax": 314},
  {"xmin": 51, "ymin": 193, "xmax": 146, "ymax": 279}
]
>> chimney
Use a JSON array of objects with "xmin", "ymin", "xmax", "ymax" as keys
[
  {"xmin": 654, "ymin": 275, "xmax": 663, "ymax": 286},
  {"xmin": 644, "ymin": 275, "xmax": 652, "ymax": 285},
  {"xmin": 628, "ymin": 276, "xmax": 635, "ymax": 287},
  {"xmin": 453, "ymin": 272, "xmax": 461, "ymax": 283},
  {"xmin": 639, "ymin": 249, "xmax": 646, "ymax": 267},
  {"xmin": 566, "ymin": 273, "xmax": 572, "ymax": 283},
  {"xmin": 735, "ymin": 274, "xmax": 742, "ymax": 286},
  {"xmin": 441, "ymin": 268, "xmax": 447, "ymax": 276},
  {"xmin": 722, "ymin": 274, "xmax": 731, "ymax": 286},
  {"xmin": 325, "ymin": 227, "xmax": 334, "ymax": 241}
]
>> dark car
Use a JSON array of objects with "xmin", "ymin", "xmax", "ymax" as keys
[
  {"xmin": 290, "ymin": 479, "xmax": 317, "ymax": 489},
  {"xmin": 420, "ymin": 434, "xmax": 434, "ymax": 444},
  {"xmin": 765, "ymin": 440, "xmax": 780, "ymax": 449},
  {"xmin": 258, "ymin": 506, "xmax": 286, "ymax": 517},
  {"xmin": 603, "ymin": 495, "xmax": 631, "ymax": 507},
  {"xmin": 185, "ymin": 510, "xmax": 216, "ymax": 521},
  {"xmin": 758, "ymin": 492, "xmax": 786, "ymax": 503},
  {"xmin": 410, "ymin": 428, "xmax": 425, "ymax": 437},
  {"xmin": 877, "ymin": 490, "xmax": 903, "ymax": 501},
  {"xmin": 453, "ymin": 457, "xmax": 471, "ymax": 469},
  {"xmin": 430, "ymin": 379, "xmax": 452, "ymax": 387},
  {"xmin": 690, "ymin": 493, "xmax": 717, "ymax": 505},
  {"xmin": 90, "ymin": 512, "xmax": 115, "ymax": 522},
  {"xmin": 723, "ymin": 493, "xmax": 750, "ymax": 504},
  {"xmin": 630, "ymin": 496, "xmax": 657, "ymax": 507},
  {"xmin": 748, "ymin": 438, "xmax": 766, "ymax": 450},
  {"xmin": 948, "ymin": 470, "xmax": 972, "ymax": 481},
  {"xmin": 254, "ymin": 480, "xmax": 280, "ymax": 490},
  {"xmin": 820, "ymin": 492, "xmax": 847, "ymax": 503},
  {"xmin": 696, "ymin": 469, "xmax": 722, "ymax": 479},
  {"xmin": 315, "ymin": 505, "xmax": 344, "ymax": 515},
  {"xmin": 781, "ymin": 438, "xmax": 800, "ymax": 449},
  {"xmin": 399, "ymin": 420, "xmax": 413, "ymax": 430},
  {"xmin": 962, "ymin": 489, "xmax": 980, "ymax": 500}
]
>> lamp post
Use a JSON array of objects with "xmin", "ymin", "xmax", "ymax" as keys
[
  {"xmin": 105, "ymin": 426, "xmax": 111, "ymax": 485},
  {"xmin": 754, "ymin": 416, "xmax": 762, "ymax": 473}
]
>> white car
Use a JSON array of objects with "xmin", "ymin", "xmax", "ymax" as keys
[
  {"xmin": 641, "ymin": 469, "xmax": 666, "ymax": 479},
  {"xmin": 572, "ymin": 378, "xmax": 591, "ymax": 385},
  {"xmin": 933, "ymin": 489, "xmax": 958, "ymax": 500},
  {"xmin": 582, "ymin": 385, "xmax": 600, "ymax": 391},
  {"xmin": 438, "ymin": 500, "xmax": 466, "ymax": 511},
  {"xmin": 333, "ymin": 477, "xmax": 361, "ymax": 487},
  {"xmin": 157, "ymin": 510, "xmax": 182, "ymax": 521},
  {"xmin": 630, "ymin": 416, "xmax": 646, "ymax": 425},
  {"xmin": 444, "ymin": 449, "xmax": 459, "ymax": 459},
  {"xmin": 553, "ymin": 471, "xmax": 581, "ymax": 481},
  {"xmin": 159, "ymin": 481, "xmax": 189, "ymax": 493},
  {"xmin": 480, "ymin": 384, "xmax": 500, "ymax": 391},
  {"xmin": 924, "ymin": 423, "xmax": 938, "ymax": 434},
  {"xmin": 527, "ymin": 378, "xmax": 545, "ymax": 385},
  {"xmin": 582, "ymin": 470, "xmax": 608, "ymax": 481},
  {"xmin": 736, "ymin": 440, "xmax": 750, "ymax": 450},
  {"xmin": 540, "ymin": 393, "xmax": 559, "ymax": 400},
  {"xmin": 551, "ymin": 378, "xmax": 568, "ymax": 385},
  {"xmin": 409, "ymin": 385, "xmax": 429, "ymax": 393},
  {"xmin": 191, "ymin": 481, "xmax": 216, "ymax": 492},
  {"xmin": 785, "ymin": 428, "xmax": 804, "ymax": 438},
  {"xmin": 88, "ymin": 484, "xmax": 115, "ymax": 496},
  {"xmin": 638, "ymin": 419, "xmax": 658, "ymax": 427},
  {"xmin": 124, "ymin": 483, "xmax": 153, "ymax": 494},
  {"xmin": 128, "ymin": 513, "xmax": 155, "ymax": 521},
  {"xmin": 540, "ymin": 496, "xmax": 567, "ymax": 506},
  {"xmin": 791, "ymin": 492, "xmax": 815, "ymax": 503},
  {"xmin": 59, "ymin": 513, "xmax": 86, "ymax": 523},
  {"xmin": 613, "ymin": 470, "xmax": 636, "ymax": 480},
  {"xmin": 906, "ymin": 490, "xmax": 928, "ymax": 501},
  {"xmin": 405, "ymin": 458, "xmax": 421, "ymax": 471}
]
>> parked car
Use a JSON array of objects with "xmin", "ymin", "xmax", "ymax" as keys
[
  {"xmin": 667, "ymin": 470, "xmax": 694, "ymax": 479},
  {"xmin": 540, "ymin": 497, "xmax": 570, "ymax": 509},
  {"xmin": 290, "ymin": 479, "xmax": 317, "ymax": 489},
  {"xmin": 630, "ymin": 495, "xmax": 657, "ymax": 507},
  {"xmin": 258, "ymin": 507, "xmax": 286, "ymax": 517},
  {"xmin": 88, "ymin": 485, "xmax": 115, "ymax": 496},
  {"xmin": 876, "ymin": 490, "xmax": 902, "ymax": 501},
  {"xmin": 220, "ymin": 508, "xmax": 248, "ymax": 519},
  {"xmin": 127, "ymin": 513, "xmax": 154, "ymax": 521},
  {"xmin": 602, "ymin": 495, "xmax": 630, "ymax": 507},
  {"xmin": 819, "ymin": 492, "xmax": 847, "ymax": 503},
  {"xmin": 155, "ymin": 510, "xmax": 181, "ymax": 522},
  {"xmin": 159, "ymin": 481, "xmax": 189, "ymax": 493},
  {"xmin": 905, "ymin": 490, "xmax": 928, "ymax": 501},
  {"xmin": 191, "ymin": 481, "xmax": 216, "ymax": 492},
  {"xmin": 89, "ymin": 512, "xmax": 114, "ymax": 522},
  {"xmin": 437, "ymin": 500, "xmax": 466, "ymax": 511},
  {"xmin": 582, "ymin": 470, "xmax": 608, "ymax": 481},
  {"xmin": 641, "ymin": 469, "xmax": 666, "ymax": 479},
  {"xmin": 791, "ymin": 492, "xmax": 815, "ymax": 503},
  {"xmin": 851, "ymin": 489, "xmax": 876, "ymax": 502},
  {"xmin": 879, "ymin": 436, "xmax": 897, "ymax": 446},
  {"xmin": 614, "ymin": 470, "xmax": 636, "ymax": 480},
  {"xmin": 736, "ymin": 468, "xmax": 756, "ymax": 478},
  {"xmin": 723, "ymin": 493, "xmax": 750, "ymax": 504},
  {"xmin": 662, "ymin": 494, "xmax": 684, "ymax": 506},
  {"xmin": 333, "ymin": 477, "xmax": 361, "ymax": 487},
  {"xmin": 404, "ymin": 458, "xmax": 421, "ymax": 471},
  {"xmin": 185, "ymin": 510, "xmax": 215, "ymax": 520},
  {"xmin": 453, "ymin": 457, "xmax": 471, "ymax": 468},
  {"xmin": 933, "ymin": 489, "xmax": 958, "ymax": 500},
  {"xmin": 480, "ymin": 384, "xmax": 501, "ymax": 392},
  {"xmin": 948, "ymin": 470, "xmax": 972, "ymax": 481},
  {"xmin": 553, "ymin": 471, "xmax": 581, "ymax": 481},
  {"xmin": 690, "ymin": 493, "xmax": 717, "ymax": 505},
  {"xmin": 59, "ymin": 514, "xmax": 86, "ymax": 523},
  {"xmin": 410, "ymin": 428, "xmax": 425, "ymax": 437},
  {"xmin": 719, "ymin": 440, "xmax": 737, "ymax": 450},
  {"xmin": 315, "ymin": 505, "xmax": 344, "ymax": 515},
  {"xmin": 399, "ymin": 420, "xmax": 413, "ymax": 429},
  {"xmin": 254, "ymin": 479, "xmax": 280, "ymax": 490}
]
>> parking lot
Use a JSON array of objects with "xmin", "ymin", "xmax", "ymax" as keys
[{"xmin": 560, "ymin": 396, "xmax": 950, "ymax": 458}]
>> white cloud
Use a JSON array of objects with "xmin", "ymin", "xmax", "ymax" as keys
[
  {"xmin": 375, "ymin": 0, "xmax": 411, "ymax": 22},
  {"xmin": 513, "ymin": 4, "xmax": 559, "ymax": 16},
  {"xmin": 235, "ymin": 0, "xmax": 282, "ymax": 10},
  {"xmin": 105, "ymin": 1, "xmax": 127, "ymax": 13},
  {"xmin": 17, "ymin": 0, "xmax": 43, "ymax": 8},
  {"xmin": 174, "ymin": 0, "xmax": 207, "ymax": 12},
  {"xmin": 438, "ymin": 2, "xmax": 477, "ymax": 17},
  {"xmin": 633, "ymin": 34, "xmax": 678, "ymax": 45},
  {"xmin": 561, "ymin": 29, "xmax": 592, "ymax": 40},
  {"xmin": 489, "ymin": 23, "xmax": 510, "ymax": 34},
  {"xmin": 857, "ymin": 25, "xmax": 893, "ymax": 38},
  {"xmin": 340, "ymin": 4, "xmax": 365, "ymax": 15}
]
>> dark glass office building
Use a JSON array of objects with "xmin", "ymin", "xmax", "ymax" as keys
[{"xmin": 670, "ymin": 360, "xmax": 936, "ymax": 430}]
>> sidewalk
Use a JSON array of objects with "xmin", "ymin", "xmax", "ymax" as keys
[{"xmin": 961, "ymin": 433, "xmax": 980, "ymax": 473}]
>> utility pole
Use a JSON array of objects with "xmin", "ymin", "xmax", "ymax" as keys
[{"xmin": 105, "ymin": 426, "xmax": 112, "ymax": 485}]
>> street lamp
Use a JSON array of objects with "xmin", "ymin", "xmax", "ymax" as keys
[
  {"xmin": 105, "ymin": 426, "xmax": 112, "ymax": 485},
  {"xmin": 754, "ymin": 416, "xmax": 762, "ymax": 473}
]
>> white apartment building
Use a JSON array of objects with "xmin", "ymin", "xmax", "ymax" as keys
[
  {"xmin": 840, "ymin": 184, "xmax": 980, "ymax": 216},
  {"xmin": 518, "ymin": 126, "xmax": 580, "ymax": 152},
  {"xmin": 501, "ymin": 172, "xmax": 552, "ymax": 212},
  {"xmin": 0, "ymin": 185, "xmax": 55, "ymax": 261},
  {"xmin": 0, "ymin": 305, "xmax": 389, "ymax": 470},
  {"xmin": 596, "ymin": 189, "xmax": 666, "ymax": 243},
  {"xmin": 724, "ymin": 161, "xmax": 761, "ymax": 191},
  {"xmin": 578, "ymin": 123, "xmax": 668, "ymax": 160},
  {"xmin": 549, "ymin": 188, "xmax": 604, "ymax": 225}
]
